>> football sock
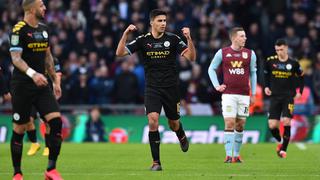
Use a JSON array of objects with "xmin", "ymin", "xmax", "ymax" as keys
[
  {"xmin": 270, "ymin": 128, "xmax": 282, "ymax": 142},
  {"xmin": 175, "ymin": 122, "xmax": 186, "ymax": 140},
  {"xmin": 233, "ymin": 130, "xmax": 243, "ymax": 157},
  {"xmin": 47, "ymin": 118, "xmax": 62, "ymax": 171},
  {"xmin": 224, "ymin": 130, "xmax": 234, "ymax": 157},
  {"xmin": 45, "ymin": 134, "xmax": 49, "ymax": 147},
  {"xmin": 27, "ymin": 129, "xmax": 37, "ymax": 143},
  {"xmin": 282, "ymin": 126, "xmax": 291, "ymax": 151},
  {"xmin": 149, "ymin": 131, "xmax": 161, "ymax": 164},
  {"xmin": 11, "ymin": 131, "xmax": 24, "ymax": 175}
]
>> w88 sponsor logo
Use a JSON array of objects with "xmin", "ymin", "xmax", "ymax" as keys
[{"xmin": 229, "ymin": 68, "xmax": 244, "ymax": 75}]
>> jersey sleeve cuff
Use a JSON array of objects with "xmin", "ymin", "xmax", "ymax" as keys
[
  {"xmin": 9, "ymin": 47, "xmax": 23, "ymax": 52},
  {"xmin": 181, "ymin": 48, "xmax": 188, "ymax": 56},
  {"xmin": 125, "ymin": 46, "xmax": 132, "ymax": 55}
]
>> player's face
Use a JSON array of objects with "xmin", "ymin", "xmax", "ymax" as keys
[
  {"xmin": 275, "ymin": 45, "xmax": 288, "ymax": 58},
  {"xmin": 151, "ymin": 15, "xmax": 167, "ymax": 33},
  {"xmin": 34, "ymin": 0, "xmax": 46, "ymax": 20},
  {"xmin": 233, "ymin": 31, "xmax": 247, "ymax": 47}
]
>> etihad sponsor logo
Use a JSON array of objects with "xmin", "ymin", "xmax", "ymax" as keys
[
  {"xmin": 272, "ymin": 70, "xmax": 292, "ymax": 78},
  {"xmin": 27, "ymin": 42, "xmax": 48, "ymax": 52},
  {"xmin": 146, "ymin": 51, "xmax": 170, "ymax": 59},
  {"xmin": 142, "ymin": 125, "xmax": 260, "ymax": 144}
]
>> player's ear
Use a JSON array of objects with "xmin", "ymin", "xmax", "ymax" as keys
[{"xmin": 150, "ymin": 20, "xmax": 153, "ymax": 26}]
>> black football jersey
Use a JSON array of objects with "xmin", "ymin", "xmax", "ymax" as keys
[
  {"xmin": 126, "ymin": 32, "xmax": 188, "ymax": 87},
  {"xmin": 264, "ymin": 55, "xmax": 304, "ymax": 97},
  {"xmin": 9, "ymin": 21, "xmax": 50, "ymax": 83}
]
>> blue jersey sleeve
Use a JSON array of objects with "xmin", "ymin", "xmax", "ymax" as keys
[
  {"xmin": 250, "ymin": 50, "xmax": 257, "ymax": 95},
  {"xmin": 208, "ymin": 49, "xmax": 222, "ymax": 88}
]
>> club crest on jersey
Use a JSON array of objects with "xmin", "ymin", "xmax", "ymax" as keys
[
  {"xmin": 11, "ymin": 35, "xmax": 19, "ymax": 46},
  {"xmin": 242, "ymin": 52, "xmax": 248, "ymax": 59},
  {"xmin": 13, "ymin": 113, "xmax": 20, "ymax": 121},
  {"xmin": 286, "ymin": 64, "xmax": 292, "ymax": 70},
  {"xmin": 164, "ymin": 41, "xmax": 170, "ymax": 47},
  {"xmin": 42, "ymin": 31, "xmax": 48, "ymax": 38}
]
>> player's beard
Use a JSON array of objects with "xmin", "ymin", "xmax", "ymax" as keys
[{"xmin": 35, "ymin": 10, "xmax": 45, "ymax": 21}]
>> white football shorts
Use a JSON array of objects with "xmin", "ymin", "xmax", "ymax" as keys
[{"xmin": 221, "ymin": 94, "xmax": 250, "ymax": 118}]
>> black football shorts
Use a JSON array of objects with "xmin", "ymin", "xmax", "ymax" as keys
[
  {"xmin": 268, "ymin": 95, "xmax": 294, "ymax": 120},
  {"xmin": 145, "ymin": 85, "xmax": 181, "ymax": 120},
  {"xmin": 11, "ymin": 83, "xmax": 59, "ymax": 124}
]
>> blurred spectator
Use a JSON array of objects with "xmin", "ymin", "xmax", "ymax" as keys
[
  {"xmin": 85, "ymin": 107, "xmax": 106, "ymax": 142},
  {"xmin": 113, "ymin": 60, "xmax": 139, "ymax": 104},
  {"xmin": 88, "ymin": 65, "xmax": 114, "ymax": 104},
  {"xmin": 0, "ymin": 0, "xmax": 320, "ymax": 107}
]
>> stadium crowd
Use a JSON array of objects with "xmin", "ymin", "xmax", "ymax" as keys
[{"xmin": 0, "ymin": 0, "xmax": 319, "ymax": 111}]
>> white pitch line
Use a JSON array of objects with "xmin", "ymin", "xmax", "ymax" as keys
[
  {"xmin": 0, "ymin": 172, "xmax": 319, "ymax": 177},
  {"xmin": 295, "ymin": 142, "xmax": 307, "ymax": 150}
]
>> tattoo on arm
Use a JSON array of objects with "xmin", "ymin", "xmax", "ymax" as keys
[
  {"xmin": 45, "ymin": 50, "xmax": 57, "ymax": 83},
  {"xmin": 10, "ymin": 51, "xmax": 29, "ymax": 72}
]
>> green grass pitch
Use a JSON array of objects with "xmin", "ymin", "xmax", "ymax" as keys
[{"xmin": 1, "ymin": 143, "xmax": 319, "ymax": 179}]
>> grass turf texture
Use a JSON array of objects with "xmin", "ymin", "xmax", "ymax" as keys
[{"xmin": 0, "ymin": 143, "xmax": 319, "ymax": 179}]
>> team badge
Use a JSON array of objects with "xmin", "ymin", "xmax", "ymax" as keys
[
  {"xmin": 11, "ymin": 35, "xmax": 19, "ymax": 46},
  {"xmin": 226, "ymin": 106, "xmax": 232, "ymax": 112},
  {"xmin": 13, "ymin": 113, "xmax": 20, "ymax": 121},
  {"xmin": 242, "ymin": 52, "xmax": 248, "ymax": 59},
  {"xmin": 42, "ymin": 31, "xmax": 48, "ymax": 38},
  {"xmin": 164, "ymin": 41, "xmax": 170, "ymax": 47},
  {"xmin": 286, "ymin": 64, "xmax": 292, "ymax": 70}
]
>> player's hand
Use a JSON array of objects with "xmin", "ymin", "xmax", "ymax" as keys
[
  {"xmin": 124, "ymin": 24, "xmax": 137, "ymax": 35},
  {"xmin": 3, "ymin": 92, "xmax": 11, "ymax": 102},
  {"xmin": 264, "ymin": 87, "xmax": 272, "ymax": 96},
  {"xmin": 250, "ymin": 95, "xmax": 256, "ymax": 105},
  {"xmin": 294, "ymin": 92, "xmax": 302, "ymax": 99},
  {"xmin": 215, "ymin": 84, "xmax": 226, "ymax": 92},
  {"xmin": 53, "ymin": 83, "xmax": 62, "ymax": 100},
  {"xmin": 181, "ymin": 27, "xmax": 191, "ymax": 39},
  {"xmin": 32, "ymin": 73, "xmax": 48, "ymax": 87}
]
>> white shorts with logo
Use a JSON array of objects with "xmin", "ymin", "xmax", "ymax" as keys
[{"xmin": 221, "ymin": 94, "xmax": 250, "ymax": 118}]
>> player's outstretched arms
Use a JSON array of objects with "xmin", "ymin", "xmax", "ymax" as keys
[
  {"xmin": 10, "ymin": 51, "xmax": 48, "ymax": 87},
  {"xmin": 181, "ymin": 27, "xmax": 196, "ymax": 61},
  {"xmin": 116, "ymin": 24, "xmax": 137, "ymax": 57},
  {"xmin": 264, "ymin": 87, "xmax": 272, "ymax": 96}
]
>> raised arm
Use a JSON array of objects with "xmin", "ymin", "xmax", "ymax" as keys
[
  {"xmin": 181, "ymin": 27, "xmax": 196, "ymax": 61},
  {"xmin": 116, "ymin": 24, "xmax": 137, "ymax": 57}
]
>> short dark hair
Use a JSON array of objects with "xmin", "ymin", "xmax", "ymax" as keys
[
  {"xmin": 275, "ymin": 38, "xmax": 288, "ymax": 46},
  {"xmin": 229, "ymin": 27, "xmax": 244, "ymax": 39},
  {"xmin": 149, "ymin": 9, "xmax": 167, "ymax": 21},
  {"xmin": 22, "ymin": 0, "xmax": 36, "ymax": 11}
]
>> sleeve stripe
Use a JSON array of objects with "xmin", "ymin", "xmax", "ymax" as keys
[
  {"xmin": 125, "ymin": 46, "xmax": 132, "ymax": 55},
  {"xmin": 181, "ymin": 48, "xmax": 188, "ymax": 56},
  {"xmin": 9, "ymin": 47, "xmax": 23, "ymax": 52}
]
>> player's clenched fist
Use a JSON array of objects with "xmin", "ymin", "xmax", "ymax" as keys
[
  {"xmin": 181, "ymin": 27, "xmax": 191, "ymax": 39},
  {"xmin": 124, "ymin": 24, "xmax": 137, "ymax": 34}
]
